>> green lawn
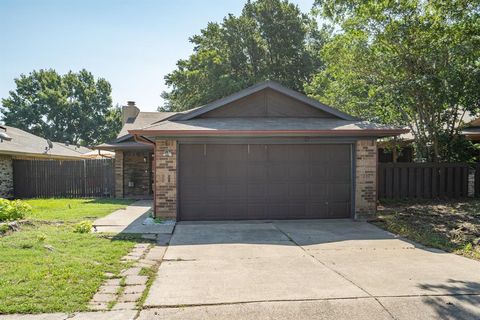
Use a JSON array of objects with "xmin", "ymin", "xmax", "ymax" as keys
[
  {"xmin": 25, "ymin": 198, "xmax": 134, "ymax": 221},
  {"xmin": 0, "ymin": 198, "xmax": 137, "ymax": 314}
]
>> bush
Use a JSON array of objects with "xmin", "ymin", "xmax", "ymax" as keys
[
  {"xmin": 0, "ymin": 199, "xmax": 31, "ymax": 222},
  {"xmin": 73, "ymin": 220, "xmax": 93, "ymax": 234}
]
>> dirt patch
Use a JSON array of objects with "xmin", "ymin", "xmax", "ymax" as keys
[{"xmin": 374, "ymin": 199, "xmax": 480, "ymax": 260}]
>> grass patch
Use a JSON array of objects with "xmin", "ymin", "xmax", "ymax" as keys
[
  {"xmin": 25, "ymin": 198, "xmax": 134, "ymax": 222},
  {"xmin": 374, "ymin": 199, "xmax": 480, "ymax": 261},
  {"xmin": 136, "ymin": 265, "xmax": 158, "ymax": 308},
  {"xmin": 0, "ymin": 198, "xmax": 138, "ymax": 314}
]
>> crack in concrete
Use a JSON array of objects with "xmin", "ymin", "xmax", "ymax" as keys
[{"xmin": 271, "ymin": 223, "xmax": 399, "ymax": 320}]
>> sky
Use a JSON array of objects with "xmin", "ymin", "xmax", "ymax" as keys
[{"xmin": 0, "ymin": 0, "xmax": 315, "ymax": 112}]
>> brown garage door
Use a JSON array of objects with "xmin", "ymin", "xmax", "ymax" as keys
[{"xmin": 179, "ymin": 144, "xmax": 352, "ymax": 220}]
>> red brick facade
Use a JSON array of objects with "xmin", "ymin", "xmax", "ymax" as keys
[
  {"xmin": 355, "ymin": 139, "xmax": 377, "ymax": 219},
  {"xmin": 154, "ymin": 140, "xmax": 177, "ymax": 218}
]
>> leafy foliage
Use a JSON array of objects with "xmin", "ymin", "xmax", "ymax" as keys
[
  {"xmin": 0, "ymin": 199, "xmax": 31, "ymax": 222},
  {"xmin": 161, "ymin": 0, "xmax": 327, "ymax": 111},
  {"xmin": 308, "ymin": 0, "xmax": 480, "ymax": 162},
  {"xmin": 1, "ymin": 69, "xmax": 122, "ymax": 146},
  {"xmin": 73, "ymin": 220, "xmax": 93, "ymax": 234}
]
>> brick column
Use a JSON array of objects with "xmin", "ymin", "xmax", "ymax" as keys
[
  {"xmin": 115, "ymin": 151, "xmax": 124, "ymax": 198},
  {"xmin": 155, "ymin": 140, "xmax": 177, "ymax": 219},
  {"xmin": 0, "ymin": 155, "xmax": 13, "ymax": 198},
  {"xmin": 355, "ymin": 139, "xmax": 377, "ymax": 219}
]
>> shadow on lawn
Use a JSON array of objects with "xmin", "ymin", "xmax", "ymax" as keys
[{"xmin": 418, "ymin": 280, "xmax": 480, "ymax": 320}]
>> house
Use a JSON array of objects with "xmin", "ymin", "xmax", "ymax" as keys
[
  {"xmin": 101, "ymin": 81, "xmax": 407, "ymax": 220},
  {"xmin": 377, "ymin": 132, "xmax": 415, "ymax": 163},
  {"xmin": 461, "ymin": 117, "xmax": 480, "ymax": 142},
  {"xmin": 96, "ymin": 102, "xmax": 176, "ymax": 199},
  {"xmin": 0, "ymin": 125, "xmax": 92, "ymax": 198}
]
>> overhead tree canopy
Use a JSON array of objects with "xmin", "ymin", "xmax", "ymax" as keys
[
  {"xmin": 1, "ymin": 69, "xmax": 121, "ymax": 146},
  {"xmin": 161, "ymin": 0, "xmax": 327, "ymax": 112},
  {"xmin": 307, "ymin": 0, "xmax": 480, "ymax": 162}
]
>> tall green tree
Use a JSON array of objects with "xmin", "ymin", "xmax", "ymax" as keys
[
  {"xmin": 307, "ymin": 0, "xmax": 480, "ymax": 162},
  {"xmin": 161, "ymin": 0, "xmax": 327, "ymax": 111},
  {"xmin": 1, "ymin": 69, "xmax": 121, "ymax": 146}
]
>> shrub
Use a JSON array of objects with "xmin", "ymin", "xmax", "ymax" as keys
[
  {"xmin": 0, "ymin": 199, "xmax": 31, "ymax": 222},
  {"xmin": 73, "ymin": 220, "xmax": 93, "ymax": 234}
]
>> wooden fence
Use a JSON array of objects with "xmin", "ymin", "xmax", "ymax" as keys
[
  {"xmin": 378, "ymin": 163, "xmax": 469, "ymax": 199},
  {"xmin": 13, "ymin": 159, "xmax": 114, "ymax": 198}
]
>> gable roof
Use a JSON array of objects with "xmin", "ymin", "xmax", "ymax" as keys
[
  {"xmin": 0, "ymin": 125, "xmax": 91, "ymax": 159},
  {"xmin": 96, "ymin": 111, "xmax": 177, "ymax": 150},
  {"xmin": 117, "ymin": 111, "xmax": 177, "ymax": 139},
  {"xmin": 176, "ymin": 81, "xmax": 357, "ymax": 121}
]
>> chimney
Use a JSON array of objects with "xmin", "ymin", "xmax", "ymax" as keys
[{"xmin": 122, "ymin": 101, "xmax": 140, "ymax": 125}]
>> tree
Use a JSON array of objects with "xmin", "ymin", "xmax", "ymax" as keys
[
  {"xmin": 307, "ymin": 0, "xmax": 480, "ymax": 162},
  {"xmin": 1, "ymin": 69, "xmax": 121, "ymax": 146},
  {"xmin": 161, "ymin": 0, "xmax": 327, "ymax": 111}
]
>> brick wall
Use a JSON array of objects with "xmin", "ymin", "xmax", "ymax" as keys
[
  {"xmin": 0, "ymin": 155, "xmax": 13, "ymax": 198},
  {"xmin": 115, "ymin": 151, "xmax": 124, "ymax": 198},
  {"xmin": 355, "ymin": 139, "xmax": 377, "ymax": 219},
  {"xmin": 123, "ymin": 151, "xmax": 153, "ymax": 198},
  {"xmin": 155, "ymin": 140, "xmax": 177, "ymax": 218}
]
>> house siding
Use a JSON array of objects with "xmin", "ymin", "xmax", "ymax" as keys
[
  {"xmin": 0, "ymin": 155, "xmax": 13, "ymax": 198},
  {"xmin": 355, "ymin": 139, "xmax": 377, "ymax": 219},
  {"xmin": 155, "ymin": 140, "xmax": 177, "ymax": 218}
]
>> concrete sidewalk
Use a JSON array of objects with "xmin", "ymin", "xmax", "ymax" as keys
[{"xmin": 93, "ymin": 200, "xmax": 174, "ymax": 235}]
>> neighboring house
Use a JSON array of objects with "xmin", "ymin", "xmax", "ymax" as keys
[
  {"xmin": 103, "ymin": 81, "xmax": 406, "ymax": 220},
  {"xmin": 461, "ymin": 117, "xmax": 480, "ymax": 142},
  {"xmin": 0, "ymin": 125, "xmax": 92, "ymax": 198},
  {"xmin": 377, "ymin": 132, "xmax": 415, "ymax": 163}
]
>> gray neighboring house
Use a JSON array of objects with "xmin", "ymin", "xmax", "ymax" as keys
[
  {"xmin": 100, "ymin": 81, "xmax": 407, "ymax": 220},
  {"xmin": 0, "ymin": 125, "xmax": 91, "ymax": 198}
]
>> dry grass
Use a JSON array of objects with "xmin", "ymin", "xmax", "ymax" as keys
[{"xmin": 373, "ymin": 199, "xmax": 480, "ymax": 260}]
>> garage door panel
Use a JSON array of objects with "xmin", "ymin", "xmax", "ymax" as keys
[
  {"xmin": 268, "ymin": 164, "xmax": 289, "ymax": 182},
  {"xmin": 288, "ymin": 183, "xmax": 308, "ymax": 199},
  {"xmin": 179, "ymin": 144, "xmax": 352, "ymax": 220},
  {"xmin": 288, "ymin": 165, "xmax": 309, "ymax": 180},
  {"xmin": 248, "ymin": 204, "xmax": 268, "ymax": 219},
  {"xmin": 329, "ymin": 183, "xmax": 351, "ymax": 201},
  {"xmin": 247, "ymin": 164, "xmax": 267, "ymax": 181},
  {"xmin": 181, "ymin": 184, "xmax": 204, "ymax": 200},
  {"xmin": 329, "ymin": 145, "xmax": 351, "ymax": 162},
  {"xmin": 310, "ymin": 165, "xmax": 328, "ymax": 180},
  {"xmin": 267, "ymin": 183, "xmax": 288, "ymax": 199},
  {"xmin": 247, "ymin": 145, "xmax": 267, "ymax": 161},
  {"xmin": 310, "ymin": 183, "xmax": 329, "ymax": 199},
  {"xmin": 287, "ymin": 145, "xmax": 309, "ymax": 161},
  {"xmin": 307, "ymin": 203, "xmax": 329, "ymax": 218},
  {"xmin": 267, "ymin": 204, "xmax": 289, "ymax": 219},
  {"xmin": 268, "ymin": 145, "xmax": 285, "ymax": 161},
  {"xmin": 180, "ymin": 144, "xmax": 204, "ymax": 160},
  {"xmin": 224, "ymin": 183, "xmax": 247, "ymax": 198},
  {"xmin": 328, "ymin": 165, "xmax": 351, "ymax": 181},
  {"xmin": 328, "ymin": 202, "xmax": 351, "ymax": 218},
  {"xmin": 248, "ymin": 183, "xmax": 267, "ymax": 198}
]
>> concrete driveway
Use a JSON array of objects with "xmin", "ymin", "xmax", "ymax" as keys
[{"xmin": 139, "ymin": 220, "xmax": 480, "ymax": 320}]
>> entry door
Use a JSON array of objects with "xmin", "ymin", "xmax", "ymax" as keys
[{"xmin": 178, "ymin": 144, "xmax": 352, "ymax": 220}]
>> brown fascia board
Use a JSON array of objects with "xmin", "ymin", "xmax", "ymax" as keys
[
  {"xmin": 94, "ymin": 144, "xmax": 153, "ymax": 151},
  {"xmin": 129, "ymin": 128, "xmax": 409, "ymax": 137}
]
